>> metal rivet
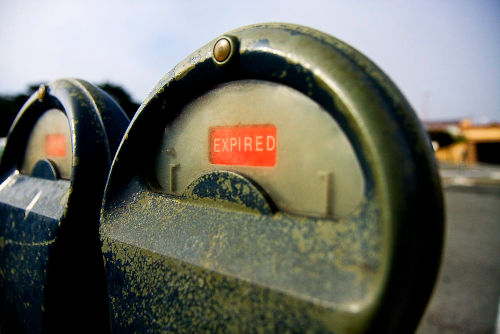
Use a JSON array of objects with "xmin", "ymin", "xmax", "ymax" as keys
[
  {"xmin": 213, "ymin": 38, "xmax": 231, "ymax": 63},
  {"xmin": 37, "ymin": 84, "xmax": 48, "ymax": 102}
]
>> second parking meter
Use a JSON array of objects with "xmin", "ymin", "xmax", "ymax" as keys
[
  {"xmin": 100, "ymin": 23, "xmax": 444, "ymax": 333},
  {"xmin": 0, "ymin": 79, "xmax": 129, "ymax": 332}
]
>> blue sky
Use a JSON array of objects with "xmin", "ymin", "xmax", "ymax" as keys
[{"xmin": 1, "ymin": 0, "xmax": 499, "ymax": 122}]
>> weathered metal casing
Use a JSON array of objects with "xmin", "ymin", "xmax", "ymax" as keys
[
  {"xmin": 100, "ymin": 23, "xmax": 444, "ymax": 333},
  {"xmin": 0, "ymin": 79, "xmax": 129, "ymax": 332}
]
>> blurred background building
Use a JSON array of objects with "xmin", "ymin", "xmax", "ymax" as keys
[{"xmin": 426, "ymin": 119, "xmax": 500, "ymax": 165}]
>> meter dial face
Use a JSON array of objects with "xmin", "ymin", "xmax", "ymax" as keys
[
  {"xmin": 156, "ymin": 80, "xmax": 365, "ymax": 218},
  {"xmin": 22, "ymin": 109, "xmax": 72, "ymax": 179}
]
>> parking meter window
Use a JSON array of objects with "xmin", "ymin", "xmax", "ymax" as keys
[
  {"xmin": 21, "ymin": 109, "xmax": 72, "ymax": 179},
  {"xmin": 155, "ymin": 80, "xmax": 365, "ymax": 218}
]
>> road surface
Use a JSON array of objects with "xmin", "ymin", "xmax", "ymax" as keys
[{"xmin": 417, "ymin": 164, "xmax": 500, "ymax": 333}]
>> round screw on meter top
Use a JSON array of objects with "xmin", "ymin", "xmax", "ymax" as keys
[{"xmin": 100, "ymin": 23, "xmax": 444, "ymax": 333}]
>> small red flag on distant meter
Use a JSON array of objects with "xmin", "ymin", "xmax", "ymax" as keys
[{"xmin": 45, "ymin": 134, "xmax": 66, "ymax": 157}]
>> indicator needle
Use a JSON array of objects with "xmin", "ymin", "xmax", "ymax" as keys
[{"xmin": 318, "ymin": 171, "xmax": 333, "ymax": 217}]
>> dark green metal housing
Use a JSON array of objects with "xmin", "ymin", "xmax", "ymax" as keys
[
  {"xmin": 0, "ymin": 79, "xmax": 129, "ymax": 332},
  {"xmin": 100, "ymin": 23, "xmax": 444, "ymax": 333}
]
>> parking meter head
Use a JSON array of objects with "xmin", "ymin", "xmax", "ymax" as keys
[
  {"xmin": 0, "ymin": 79, "xmax": 129, "ymax": 332},
  {"xmin": 100, "ymin": 23, "xmax": 444, "ymax": 333}
]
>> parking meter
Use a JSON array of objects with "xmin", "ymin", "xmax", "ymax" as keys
[
  {"xmin": 0, "ymin": 79, "xmax": 129, "ymax": 332},
  {"xmin": 100, "ymin": 23, "xmax": 444, "ymax": 333}
]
